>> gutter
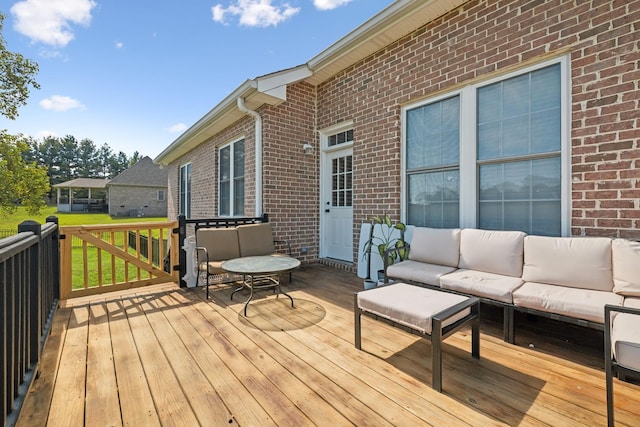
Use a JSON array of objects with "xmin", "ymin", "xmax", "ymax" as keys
[{"xmin": 237, "ymin": 97, "xmax": 263, "ymax": 217}]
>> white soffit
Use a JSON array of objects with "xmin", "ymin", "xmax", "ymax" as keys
[{"xmin": 306, "ymin": 0, "xmax": 468, "ymax": 85}]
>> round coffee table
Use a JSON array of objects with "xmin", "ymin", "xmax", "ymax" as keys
[{"xmin": 222, "ymin": 255, "xmax": 300, "ymax": 315}]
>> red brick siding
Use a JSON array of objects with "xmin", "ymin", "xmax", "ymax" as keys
[
  {"xmin": 316, "ymin": 0, "xmax": 640, "ymax": 245},
  {"xmin": 261, "ymin": 82, "xmax": 318, "ymax": 261}
]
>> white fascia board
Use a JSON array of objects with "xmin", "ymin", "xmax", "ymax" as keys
[{"xmin": 256, "ymin": 65, "xmax": 312, "ymax": 99}]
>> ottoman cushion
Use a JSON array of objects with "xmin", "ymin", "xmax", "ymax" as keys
[{"xmin": 357, "ymin": 283, "xmax": 470, "ymax": 334}]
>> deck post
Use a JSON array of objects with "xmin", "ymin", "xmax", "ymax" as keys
[
  {"xmin": 178, "ymin": 215, "xmax": 187, "ymax": 287},
  {"xmin": 18, "ymin": 220, "xmax": 42, "ymax": 367}
]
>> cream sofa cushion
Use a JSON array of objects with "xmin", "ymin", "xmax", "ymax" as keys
[
  {"xmin": 522, "ymin": 236, "xmax": 613, "ymax": 291},
  {"xmin": 408, "ymin": 227, "xmax": 461, "ymax": 267},
  {"xmin": 357, "ymin": 283, "xmax": 470, "ymax": 334},
  {"xmin": 458, "ymin": 229, "xmax": 526, "ymax": 277},
  {"xmin": 513, "ymin": 282, "xmax": 623, "ymax": 323},
  {"xmin": 612, "ymin": 311, "xmax": 640, "ymax": 372},
  {"xmin": 386, "ymin": 260, "xmax": 456, "ymax": 287},
  {"xmin": 612, "ymin": 239, "xmax": 640, "ymax": 296},
  {"xmin": 624, "ymin": 297, "xmax": 640, "ymax": 309},
  {"xmin": 440, "ymin": 269, "xmax": 523, "ymax": 303}
]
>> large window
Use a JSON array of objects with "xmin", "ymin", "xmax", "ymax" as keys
[
  {"xmin": 404, "ymin": 59, "xmax": 567, "ymax": 235},
  {"xmin": 406, "ymin": 95, "xmax": 460, "ymax": 228},
  {"xmin": 179, "ymin": 163, "xmax": 191, "ymax": 218},
  {"xmin": 219, "ymin": 139, "xmax": 245, "ymax": 216}
]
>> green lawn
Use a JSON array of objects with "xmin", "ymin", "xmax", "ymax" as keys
[
  {"xmin": 1, "ymin": 206, "xmax": 168, "ymax": 231},
  {"xmin": 1, "ymin": 206, "xmax": 171, "ymax": 290}
]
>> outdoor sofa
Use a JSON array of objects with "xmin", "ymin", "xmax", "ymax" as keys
[
  {"xmin": 195, "ymin": 222, "xmax": 291, "ymax": 298},
  {"xmin": 384, "ymin": 227, "xmax": 640, "ymax": 345}
]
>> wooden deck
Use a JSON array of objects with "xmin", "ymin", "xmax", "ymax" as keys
[{"xmin": 17, "ymin": 264, "xmax": 640, "ymax": 426}]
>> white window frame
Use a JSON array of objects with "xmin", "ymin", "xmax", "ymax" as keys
[
  {"xmin": 157, "ymin": 189, "xmax": 165, "ymax": 202},
  {"xmin": 179, "ymin": 163, "xmax": 191, "ymax": 218},
  {"xmin": 401, "ymin": 55, "xmax": 571, "ymax": 235},
  {"xmin": 218, "ymin": 137, "xmax": 245, "ymax": 217}
]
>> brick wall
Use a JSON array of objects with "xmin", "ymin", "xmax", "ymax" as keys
[
  {"xmin": 262, "ymin": 82, "xmax": 318, "ymax": 261},
  {"xmin": 317, "ymin": 0, "xmax": 640, "ymax": 241},
  {"xmin": 109, "ymin": 185, "xmax": 167, "ymax": 217}
]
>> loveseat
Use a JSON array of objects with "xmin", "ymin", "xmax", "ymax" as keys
[
  {"xmin": 196, "ymin": 222, "xmax": 291, "ymax": 298},
  {"xmin": 384, "ymin": 227, "xmax": 640, "ymax": 343}
]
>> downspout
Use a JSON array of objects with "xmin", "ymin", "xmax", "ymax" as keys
[{"xmin": 237, "ymin": 97, "xmax": 263, "ymax": 217}]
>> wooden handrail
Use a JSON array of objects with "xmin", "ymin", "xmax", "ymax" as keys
[{"xmin": 59, "ymin": 221, "xmax": 179, "ymax": 299}]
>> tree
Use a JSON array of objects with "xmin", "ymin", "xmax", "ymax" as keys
[
  {"xmin": 0, "ymin": 131, "xmax": 50, "ymax": 215},
  {"xmin": 0, "ymin": 13, "xmax": 40, "ymax": 120}
]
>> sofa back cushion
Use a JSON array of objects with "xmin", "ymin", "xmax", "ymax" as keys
[
  {"xmin": 522, "ymin": 236, "xmax": 613, "ymax": 291},
  {"xmin": 459, "ymin": 229, "xmax": 526, "ymax": 277},
  {"xmin": 196, "ymin": 227, "xmax": 240, "ymax": 261},
  {"xmin": 237, "ymin": 222, "xmax": 276, "ymax": 257},
  {"xmin": 408, "ymin": 227, "xmax": 461, "ymax": 267},
  {"xmin": 612, "ymin": 238, "xmax": 640, "ymax": 296}
]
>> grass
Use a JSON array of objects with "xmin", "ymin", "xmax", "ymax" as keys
[
  {"xmin": 1, "ymin": 206, "xmax": 171, "ymax": 290},
  {"xmin": 0, "ymin": 206, "xmax": 168, "ymax": 231}
]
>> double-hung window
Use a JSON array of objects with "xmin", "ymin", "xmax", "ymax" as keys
[
  {"xmin": 179, "ymin": 163, "xmax": 191, "ymax": 218},
  {"xmin": 404, "ymin": 58, "xmax": 567, "ymax": 236},
  {"xmin": 219, "ymin": 139, "xmax": 245, "ymax": 216},
  {"xmin": 406, "ymin": 95, "xmax": 460, "ymax": 228}
]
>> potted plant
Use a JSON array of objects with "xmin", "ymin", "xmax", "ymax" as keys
[{"xmin": 362, "ymin": 214, "xmax": 408, "ymax": 285}]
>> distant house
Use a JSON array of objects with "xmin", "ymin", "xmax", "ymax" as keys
[
  {"xmin": 53, "ymin": 178, "xmax": 109, "ymax": 213},
  {"xmin": 154, "ymin": 0, "xmax": 639, "ymax": 269},
  {"xmin": 107, "ymin": 156, "xmax": 168, "ymax": 217}
]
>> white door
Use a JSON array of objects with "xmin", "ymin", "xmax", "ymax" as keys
[{"xmin": 321, "ymin": 148, "xmax": 353, "ymax": 261}]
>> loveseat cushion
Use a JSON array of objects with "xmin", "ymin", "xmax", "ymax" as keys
[
  {"xmin": 196, "ymin": 228, "xmax": 240, "ymax": 262},
  {"xmin": 612, "ymin": 311, "xmax": 640, "ymax": 372},
  {"xmin": 386, "ymin": 260, "xmax": 457, "ymax": 287},
  {"xmin": 522, "ymin": 236, "xmax": 613, "ymax": 291},
  {"xmin": 513, "ymin": 282, "xmax": 623, "ymax": 323},
  {"xmin": 237, "ymin": 223, "xmax": 276, "ymax": 257},
  {"xmin": 440, "ymin": 269, "xmax": 523, "ymax": 303},
  {"xmin": 408, "ymin": 227, "xmax": 461, "ymax": 267},
  {"xmin": 612, "ymin": 239, "xmax": 640, "ymax": 296},
  {"xmin": 458, "ymin": 229, "xmax": 526, "ymax": 277}
]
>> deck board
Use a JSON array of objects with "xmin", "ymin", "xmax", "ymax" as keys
[{"xmin": 17, "ymin": 264, "xmax": 640, "ymax": 426}]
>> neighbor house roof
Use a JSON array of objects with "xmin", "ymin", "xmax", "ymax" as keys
[
  {"xmin": 108, "ymin": 156, "xmax": 168, "ymax": 188},
  {"xmin": 53, "ymin": 178, "xmax": 109, "ymax": 189},
  {"xmin": 154, "ymin": 0, "xmax": 467, "ymax": 165}
]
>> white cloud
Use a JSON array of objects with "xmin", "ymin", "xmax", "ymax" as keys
[
  {"xmin": 115, "ymin": 41, "xmax": 124, "ymax": 49},
  {"xmin": 166, "ymin": 123, "xmax": 188, "ymax": 133},
  {"xmin": 39, "ymin": 95, "xmax": 85, "ymax": 112},
  {"xmin": 313, "ymin": 0, "xmax": 352, "ymax": 10},
  {"xmin": 10, "ymin": 0, "xmax": 96, "ymax": 47},
  {"xmin": 212, "ymin": 0, "xmax": 300, "ymax": 27}
]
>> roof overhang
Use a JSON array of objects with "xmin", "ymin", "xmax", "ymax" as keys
[
  {"xmin": 154, "ymin": 65, "xmax": 312, "ymax": 164},
  {"xmin": 155, "ymin": 0, "xmax": 468, "ymax": 165},
  {"xmin": 306, "ymin": 0, "xmax": 467, "ymax": 85}
]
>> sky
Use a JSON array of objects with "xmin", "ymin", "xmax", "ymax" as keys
[{"xmin": 1, "ymin": 0, "xmax": 394, "ymax": 158}]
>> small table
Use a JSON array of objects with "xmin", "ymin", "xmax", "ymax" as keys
[{"xmin": 222, "ymin": 255, "xmax": 300, "ymax": 315}]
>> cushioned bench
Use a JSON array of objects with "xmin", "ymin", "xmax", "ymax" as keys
[{"xmin": 354, "ymin": 283, "xmax": 480, "ymax": 392}]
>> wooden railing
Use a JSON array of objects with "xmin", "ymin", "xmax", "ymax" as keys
[
  {"xmin": 1, "ymin": 217, "xmax": 59, "ymax": 427},
  {"xmin": 59, "ymin": 221, "xmax": 179, "ymax": 299}
]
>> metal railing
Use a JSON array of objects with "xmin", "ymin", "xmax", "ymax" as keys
[
  {"xmin": 176, "ymin": 214, "xmax": 269, "ymax": 287},
  {"xmin": 1, "ymin": 217, "xmax": 59, "ymax": 427}
]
